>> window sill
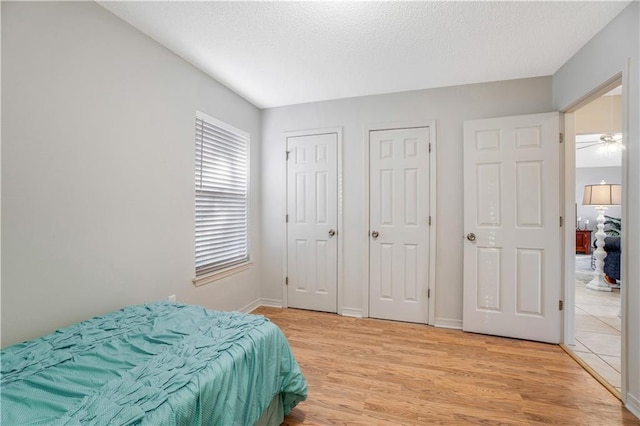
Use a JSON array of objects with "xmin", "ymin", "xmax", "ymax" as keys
[{"xmin": 192, "ymin": 261, "xmax": 253, "ymax": 287}]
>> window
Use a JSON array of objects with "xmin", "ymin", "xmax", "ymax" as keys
[{"xmin": 194, "ymin": 112, "xmax": 250, "ymax": 283}]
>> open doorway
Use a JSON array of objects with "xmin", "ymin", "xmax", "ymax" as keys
[{"xmin": 567, "ymin": 84, "xmax": 623, "ymax": 396}]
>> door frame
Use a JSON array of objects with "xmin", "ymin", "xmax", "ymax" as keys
[
  {"xmin": 561, "ymin": 72, "xmax": 627, "ymax": 400},
  {"xmin": 363, "ymin": 121, "xmax": 437, "ymax": 324},
  {"xmin": 562, "ymin": 110, "xmax": 576, "ymax": 345},
  {"xmin": 282, "ymin": 127, "xmax": 344, "ymax": 313}
]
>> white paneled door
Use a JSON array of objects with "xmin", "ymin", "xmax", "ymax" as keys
[
  {"xmin": 369, "ymin": 127, "xmax": 431, "ymax": 323},
  {"xmin": 286, "ymin": 132, "xmax": 338, "ymax": 313},
  {"xmin": 463, "ymin": 112, "xmax": 561, "ymax": 343}
]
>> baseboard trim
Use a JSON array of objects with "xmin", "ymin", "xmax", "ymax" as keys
[
  {"xmin": 238, "ymin": 298, "xmax": 262, "ymax": 314},
  {"xmin": 433, "ymin": 318, "xmax": 463, "ymax": 329},
  {"xmin": 240, "ymin": 298, "xmax": 283, "ymax": 313},
  {"xmin": 626, "ymin": 393, "xmax": 640, "ymax": 420},
  {"xmin": 341, "ymin": 307, "xmax": 363, "ymax": 318},
  {"xmin": 260, "ymin": 298, "xmax": 283, "ymax": 308}
]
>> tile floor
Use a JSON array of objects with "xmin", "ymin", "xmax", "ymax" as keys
[{"xmin": 568, "ymin": 254, "xmax": 621, "ymax": 393}]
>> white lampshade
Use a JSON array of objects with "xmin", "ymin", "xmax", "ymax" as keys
[{"xmin": 582, "ymin": 183, "xmax": 621, "ymax": 206}]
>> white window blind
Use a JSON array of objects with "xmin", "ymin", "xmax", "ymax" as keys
[{"xmin": 195, "ymin": 112, "xmax": 249, "ymax": 278}]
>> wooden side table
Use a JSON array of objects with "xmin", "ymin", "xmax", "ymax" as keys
[{"xmin": 576, "ymin": 230, "xmax": 592, "ymax": 254}]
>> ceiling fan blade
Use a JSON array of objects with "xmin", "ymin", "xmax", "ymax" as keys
[{"xmin": 576, "ymin": 143, "xmax": 601, "ymax": 150}]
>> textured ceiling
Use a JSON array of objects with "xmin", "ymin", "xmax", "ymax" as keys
[{"xmin": 99, "ymin": 1, "xmax": 631, "ymax": 109}]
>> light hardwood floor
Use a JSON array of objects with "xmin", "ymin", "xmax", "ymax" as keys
[{"xmin": 252, "ymin": 307, "xmax": 639, "ymax": 425}]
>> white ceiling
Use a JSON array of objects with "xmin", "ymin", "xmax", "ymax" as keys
[{"xmin": 99, "ymin": 1, "xmax": 631, "ymax": 109}]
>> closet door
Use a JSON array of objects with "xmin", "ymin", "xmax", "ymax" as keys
[
  {"xmin": 369, "ymin": 127, "xmax": 431, "ymax": 323},
  {"xmin": 286, "ymin": 132, "xmax": 338, "ymax": 313},
  {"xmin": 463, "ymin": 112, "xmax": 561, "ymax": 343}
]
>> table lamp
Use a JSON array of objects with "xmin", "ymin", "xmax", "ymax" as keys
[{"xmin": 582, "ymin": 181, "xmax": 621, "ymax": 291}]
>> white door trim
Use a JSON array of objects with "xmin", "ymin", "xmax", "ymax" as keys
[
  {"xmin": 562, "ymin": 112, "xmax": 576, "ymax": 345},
  {"xmin": 363, "ymin": 121, "xmax": 437, "ymax": 324},
  {"xmin": 282, "ymin": 127, "xmax": 343, "ymax": 314},
  {"xmin": 619, "ymin": 62, "xmax": 629, "ymax": 407}
]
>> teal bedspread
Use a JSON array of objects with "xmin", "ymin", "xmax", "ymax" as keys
[{"xmin": 1, "ymin": 302, "xmax": 307, "ymax": 425}]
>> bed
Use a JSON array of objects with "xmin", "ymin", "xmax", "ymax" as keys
[{"xmin": 1, "ymin": 302, "xmax": 307, "ymax": 425}]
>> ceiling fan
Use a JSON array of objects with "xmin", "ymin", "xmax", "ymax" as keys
[{"xmin": 576, "ymin": 133, "xmax": 623, "ymax": 152}]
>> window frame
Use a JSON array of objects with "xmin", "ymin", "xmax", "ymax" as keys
[{"xmin": 193, "ymin": 111, "xmax": 251, "ymax": 286}]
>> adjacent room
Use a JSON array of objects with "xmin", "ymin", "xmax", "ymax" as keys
[
  {"xmin": 2, "ymin": 1, "xmax": 639, "ymax": 424},
  {"xmin": 569, "ymin": 86, "xmax": 624, "ymax": 395}
]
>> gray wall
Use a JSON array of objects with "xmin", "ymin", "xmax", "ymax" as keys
[
  {"xmin": 575, "ymin": 166, "xmax": 623, "ymax": 240},
  {"xmin": 3, "ymin": 0, "xmax": 638, "ymax": 416},
  {"xmin": 1, "ymin": 1, "xmax": 263, "ymax": 346},
  {"xmin": 553, "ymin": 1, "xmax": 639, "ymax": 414},
  {"xmin": 261, "ymin": 77, "xmax": 553, "ymax": 326}
]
